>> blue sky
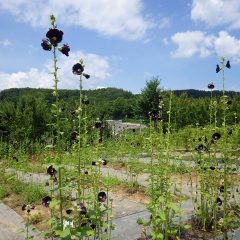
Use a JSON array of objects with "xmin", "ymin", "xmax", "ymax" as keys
[{"xmin": 0, "ymin": 0, "xmax": 240, "ymax": 93}]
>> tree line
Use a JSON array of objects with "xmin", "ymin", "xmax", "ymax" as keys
[{"xmin": 0, "ymin": 79, "xmax": 239, "ymax": 143}]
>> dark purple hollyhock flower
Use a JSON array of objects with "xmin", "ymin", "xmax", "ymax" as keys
[
  {"xmin": 227, "ymin": 98, "xmax": 232, "ymax": 105},
  {"xmin": 42, "ymin": 196, "xmax": 52, "ymax": 207},
  {"xmin": 41, "ymin": 38, "xmax": 52, "ymax": 51},
  {"xmin": 212, "ymin": 132, "xmax": 221, "ymax": 140},
  {"xmin": 220, "ymin": 185, "xmax": 224, "ymax": 193},
  {"xmin": 226, "ymin": 60, "xmax": 231, "ymax": 69},
  {"xmin": 98, "ymin": 191, "xmax": 107, "ymax": 203},
  {"xmin": 66, "ymin": 209, "xmax": 72, "ymax": 214},
  {"xmin": 46, "ymin": 28, "xmax": 63, "ymax": 46},
  {"xmin": 71, "ymin": 131, "xmax": 78, "ymax": 141},
  {"xmin": 95, "ymin": 121, "xmax": 102, "ymax": 129},
  {"xmin": 12, "ymin": 156, "xmax": 18, "ymax": 162},
  {"xmin": 72, "ymin": 63, "xmax": 84, "ymax": 75},
  {"xmin": 216, "ymin": 197, "xmax": 222, "ymax": 206},
  {"xmin": 102, "ymin": 159, "xmax": 107, "ymax": 166},
  {"xmin": 59, "ymin": 44, "xmax": 70, "ymax": 56},
  {"xmin": 216, "ymin": 64, "xmax": 221, "ymax": 73},
  {"xmin": 208, "ymin": 83, "xmax": 214, "ymax": 90},
  {"xmin": 90, "ymin": 224, "xmax": 96, "ymax": 230},
  {"xmin": 195, "ymin": 144, "xmax": 208, "ymax": 153},
  {"xmin": 82, "ymin": 98, "xmax": 90, "ymax": 105},
  {"xmin": 148, "ymin": 111, "xmax": 159, "ymax": 121},
  {"xmin": 22, "ymin": 204, "xmax": 27, "ymax": 211},
  {"xmin": 83, "ymin": 73, "xmax": 90, "ymax": 79},
  {"xmin": 47, "ymin": 165, "xmax": 57, "ymax": 178},
  {"xmin": 79, "ymin": 203, "xmax": 87, "ymax": 215}
]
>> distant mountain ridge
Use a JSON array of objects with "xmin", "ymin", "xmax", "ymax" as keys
[{"xmin": 0, "ymin": 87, "xmax": 239, "ymax": 103}]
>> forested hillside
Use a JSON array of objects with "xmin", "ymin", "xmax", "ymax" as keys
[{"xmin": 0, "ymin": 86, "xmax": 239, "ymax": 143}]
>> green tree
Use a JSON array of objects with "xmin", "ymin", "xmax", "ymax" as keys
[{"xmin": 136, "ymin": 77, "xmax": 162, "ymax": 119}]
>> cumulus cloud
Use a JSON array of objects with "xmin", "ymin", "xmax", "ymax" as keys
[
  {"xmin": 191, "ymin": 0, "xmax": 240, "ymax": 29},
  {"xmin": 171, "ymin": 31, "xmax": 214, "ymax": 58},
  {"xmin": 171, "ymin": 30, "xmax": 240, "ymax": 62},
  {"xmin": 0, "ymin": 51, "xmax": 111, "ymax": 90},
  {"xmin": 0, "ymin": 0, "xmax": 152, "ymax": 40}
]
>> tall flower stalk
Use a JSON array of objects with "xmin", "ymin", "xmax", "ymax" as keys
[{"xmin": 41, "ymin": 14, "xmax": 70, "ymax": 230}]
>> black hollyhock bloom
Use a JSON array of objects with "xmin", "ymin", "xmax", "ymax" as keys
[
  {"xmin": 47, "ymin": 165, "xmax": 57, "ymax": 178},
  {"xmin": 41, "ymin": 38, "xmax": 52, "ymax": 51},
  {"xmin": 90, "ymin": 224, "xmax": 96, "ymax": 230},
  {"xmin": 98, "ymin": 191, "xmax": 107, "ymax": 203},
  {"xmin": 59, "ymin": 44, "xmax": 70, "ymax": 56},
  {"xmin": 148, "ymin": 110, "xmax": 159, "ymax": 121},
  {"xmin": 46, "ymin": 28, "xmax": 63, "ymax": 46},
  {"xmin": 42, "ymin": 196, "xmax": 52, "ymax": 207},
  {"xmin": 83, "ymin": 73, "xmax": 90, "ymax": 79},
  {"xmin": 82, "ymin": 97, "xmax": 90, "ymax": 105},
  {"xmin": 66, "ymin": 209, "xmax": 72, "ymax": 214},
  {"xmin": 79, "ymin": 203, "xmax": 87, "ymax": 215},
  {"xmin": 208, "ymin": 83, "xmax": 215, "ymax": 89},
  {"xmin": 95, "ymin": 121, "xmax": 102, "ymax": 129},
  {"xmin": 212, "ymin": 132, "xmax": 221, "ymax": 140},
  {"xmin": 216, "ymin": 64, "xmax": 221, "ymax": 73},
  {"xmin": 13, "ymin": 156, "xmax": 18, "ymax": 162},
  {"xmin": 227, "ymin": 98, "xmax": 232, "ymax": 105},
  {"xmin": 195, "ymin": 144, "xmax": 208, "ymax": 153},
  {"xmin": 226, "ymin": 60, "xmax": 231, "ymax": 69},
  {"xmin": 22, "ymin": 204, "xmax": 27, "ymax": 211},
  {"xmin": 72, "ymin": 63, "xmax": 84, "ymax": 75},
  {"xmin": 102, "ymin": 159, "xmax": 107, "ymax": 166},
  {"xmin": 71, "ymin": 131, "xmax": 78, "ymax": 141},
  {"xmin": 216, "ymin": 197, "xmax": 222, "ymax": 206}
]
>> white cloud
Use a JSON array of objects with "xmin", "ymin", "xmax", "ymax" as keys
[
  {"xmin": 171, "ymin": 31, "xmax": 214, "ymax": 58},
  {"xmin": 0, "ymin": 51, "xmax": 111, "ymax": 90},
  {"xmin": 0, "ymin": 69, "xmax": 51, "ymax": 90},
  {"xmin": 191, "ymin": 0, "xmax": 240, "ymax": 29},
  {"xmin": 171, "ymin": 30, "xmax": 240, "ymax": 63},
  {"xmin": 0, "ymin": 0, "xmax": 152, "ymax": 40},
  {"xmin": 0, "ymin": 39, "xmax": 11, "ymax": 47},
  {"xmin": 214, "ymin": 31, "xmax": 240, "ymax": 62}
]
